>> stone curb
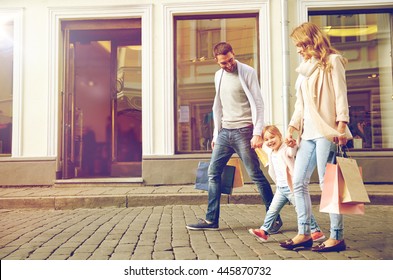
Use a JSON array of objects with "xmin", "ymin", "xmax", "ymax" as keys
[{"xmin": 0, "ymin": 192, "xmax": 391, "ymax": 210}]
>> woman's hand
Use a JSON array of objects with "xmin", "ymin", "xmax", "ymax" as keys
[{"xmin": 336, "ymin": 121, "xmax": 348, "ymax": 146}]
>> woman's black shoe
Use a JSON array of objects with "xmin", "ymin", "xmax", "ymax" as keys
[
  {"xmin": 312, "ymin": 240, "xmax": 346, "ymax": 252},
  {"xmin": 279, "ymin": 238, "xmax": 313, "ymax": 250}
]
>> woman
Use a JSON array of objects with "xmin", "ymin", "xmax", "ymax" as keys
[{"xmin": 280, "ymin": 22, "xmax": 352, "ymax": 252}]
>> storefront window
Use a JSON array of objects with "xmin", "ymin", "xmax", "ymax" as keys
[
  {"xmin": 309, "ymin": 10, "xmax": 393, "ymax": 150},
  {"xmin": 174, "ymin": 14, "xmax": 259, "ymax": 153},
  {"xmin": 0, "ymin": 16, "xmax": 13, "ymax": 155}
]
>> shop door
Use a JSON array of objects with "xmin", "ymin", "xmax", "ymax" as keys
[{"xmin": 61, "ymin": 19, "xmax": 142, "ymax": 179}]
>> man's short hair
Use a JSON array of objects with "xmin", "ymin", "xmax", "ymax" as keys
[{"xmin": 213, "ymin": 42, "xmax": 233, "ymax": 58}]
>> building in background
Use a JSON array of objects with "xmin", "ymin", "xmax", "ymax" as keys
[{"xmin": 0, "ymin": 0, "xmax": 392, "ymax": 186}]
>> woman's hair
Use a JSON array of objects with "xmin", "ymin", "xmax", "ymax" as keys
[
  {"xmin": 262, "ymin": 125, "xmax": 282, "ymax": 140},
  {"xmin": 290, "ymin": 22, "xmax": 345, "ymax": 71},
  {"xmin": 213, "ymin": 42, "xmax": 233, "ymax": 58}
]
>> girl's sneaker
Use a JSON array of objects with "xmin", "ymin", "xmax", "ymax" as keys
[
  {"xmin": 311, "ymin": 231, "xmax": 326, "ymax": 242},
  {"xmin": 248, "ymin": 229, "xmax": 269, "ymax": 242}
]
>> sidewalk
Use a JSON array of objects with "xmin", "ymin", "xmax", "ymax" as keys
[
  {"xmin": 1, "ymin": 203, "xmax": 392, "ymax": 260},
  {"xmin": 0, "ymin": 183, "xmax": 392, "ymax": 261},
  {"xmin": 0, "ymin": 183, "xmax": 391, "ymax": 210}
]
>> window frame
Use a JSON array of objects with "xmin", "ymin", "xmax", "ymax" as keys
[
  {"xmin": 0, "ymin": 8, "xmax": 23, "ymax": 157},
  {"xmin": 298, "ymin": 0, "xmax": 393, "ymax": 153},
  {"xmin": 173, "ymin": 13, "xmax": 260, "ymax": 154},
  {"xmin": 163, "ymin": 1, "xmax": 272, "ymax": 155}
]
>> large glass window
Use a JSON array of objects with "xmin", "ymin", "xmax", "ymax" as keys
[
  {"xmin": 0, "ymin": 16, "xmax": 13, "ymax": 155},
  {"xmin": 174, "ymin": 14, "xmax": 259, "ymax": 153},
  {"xmin": 309, "ymin": 9, "xmax": 393, "ymax": 150}
]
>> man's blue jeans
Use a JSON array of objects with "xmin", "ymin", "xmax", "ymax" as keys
[
  {"xmin": 292, "ymin": 137, "xmax": 344, "ymax": 240},
  {"xmin": 205, "ymin": 127, "xmax": 275, "ymax": 225}
]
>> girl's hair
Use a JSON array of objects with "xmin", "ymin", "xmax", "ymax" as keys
[
  {"xmin": 290, "ymin": 22, "xmax": 346, "ymax": 71},
  {"xmin": 213, "ymin": 42, "xmax": 233, "ymax": 58},
  {"xmin": 262, "ymin": 125, "xmax": 282, "ymax": 140}
]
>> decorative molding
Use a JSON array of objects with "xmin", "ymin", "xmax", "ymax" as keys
[
  {"xmin": 48, "ymin": 5, "xmax": 153, "ymax": 157},
  {"xmin": 162, "ymin": 1, "xmax": 272, "ymax": 155}
]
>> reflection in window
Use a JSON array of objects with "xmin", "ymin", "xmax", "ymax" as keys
[
  {"xmin": 0, "ymin": 16, "xmax": 13, "ymax": 155},
  {"xmin": 310, "ymin": 11, "xmax": 393, "ymax": 149},
  {"xmin": 175, "ymin": 15, "xmax": 259, "ymax": 153}
]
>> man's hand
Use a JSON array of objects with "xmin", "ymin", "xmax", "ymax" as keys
[{"xmin": 250, "ymin": 135, "xmax": 263, "ymax": 149}]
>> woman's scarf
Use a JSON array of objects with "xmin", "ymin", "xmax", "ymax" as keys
[{"xmin": 296, "ymin": 57, "xmax": 319, "ymax": 78}]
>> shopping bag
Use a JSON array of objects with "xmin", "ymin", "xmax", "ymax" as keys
[
  {"xmin": 319, "ymin": 163, "xmax": 365, "ymax": 215},
  {"xmin": 194, "ymin": 161, "xmax": 235, "ymax": 195},
  {"xmin": 195, "ymin": 161, "xmax": 210, "ymax": 191},
  {"xmin": 221, "ymin": 165, "xmax": 236, "ymax": 193},
  {"xmin": 226, "ymin": 157, "xmax": 244, "ymax": 188},
  {"xmin": 336, "ymin": 156, "xmax": 370, "ymax": 203},
  {"xmin": 255, "ymin": 147, "xmax": 268, "ymax": 167}
]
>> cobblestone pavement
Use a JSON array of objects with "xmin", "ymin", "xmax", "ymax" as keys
[{"xmin": 0, "ymin": 204, "xmax": 392, "ymax": 260}]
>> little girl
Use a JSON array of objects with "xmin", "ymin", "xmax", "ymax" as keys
[{"xmin": 249, "ymin": 125, "xmax": 325, "ymax": 242}]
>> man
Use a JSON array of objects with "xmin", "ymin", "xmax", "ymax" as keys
[{"xmin": 186, "ymin": 42, "xmax": 282, "ymax": 232}]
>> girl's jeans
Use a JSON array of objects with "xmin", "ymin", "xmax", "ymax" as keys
[
  {"xmin": 260, "ymin": 185, "xmax": 321, "ymax": 234},
  {"xmin": 292, "ymin": 137, "xmax": 344, "ymax": 240},
  {"xmin": 206, "ymin": 127, "xmax": 275, "ymax": 225}
]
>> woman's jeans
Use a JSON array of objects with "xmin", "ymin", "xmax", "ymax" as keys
[
  {"xmin": 292, "ymin": 137, "xmax": 344, "ymax": 240},
  {"xmin": 261, "ymin": 185, "xmax": 321, "ymax": 234},
  {"xmin": 206, "ymin": 127, "xmax": 275, "ymax": 225}
]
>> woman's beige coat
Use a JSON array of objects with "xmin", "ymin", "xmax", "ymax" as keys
[{"xmin": 289, "ymin": 54, "xmax": 352, "ymax": 142}]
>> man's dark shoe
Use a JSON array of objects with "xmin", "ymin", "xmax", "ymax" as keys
[
  {"xmin": 270, "ymin": 218, "xmax": 283, "ymax": 234},
  {"xmin": 186, "ymin": 218, "xmax": 218, "ymax": 231}
]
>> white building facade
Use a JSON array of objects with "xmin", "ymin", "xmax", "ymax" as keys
[{"xmin": 0, "ymin": 0, "xmax": 392, "ymax": 186}]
